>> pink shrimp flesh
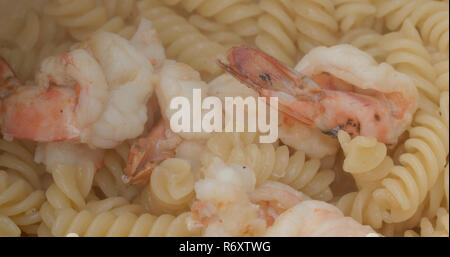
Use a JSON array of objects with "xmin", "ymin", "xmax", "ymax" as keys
[{"xmin": 218, "ymin": 46, "xmax": 415, "ymax": 144}]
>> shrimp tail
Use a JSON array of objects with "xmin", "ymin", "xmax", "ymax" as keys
[
  {"xmin": 124, "ymin": 119, "xmax": 181, "ymax": 186},
  {"xmin": 0, "ymin": 57, "xmax": 21, "ymax": 99},
  {"xmin": 218, "ymin": 46, "xmax": 324, "ymax": 127}
]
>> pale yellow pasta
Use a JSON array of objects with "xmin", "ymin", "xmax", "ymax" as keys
[
  {"xmin": 0, "ymin": 170, "xmax": 46, "ymax": 236},
  {"xmin": 137, "ymin": 0, "xmax": 227, "ymax": 79},
  {"xmin": 0, "ymin": 0, "xmax": 449, "ymax": 238},
  {"xmin": 160, "ymin": 0, "xmax": 262, "ymax": 38},
  {"xmin": 0, "ymin": 139, "xmax": 45, "ymax": 190},
  {"xmin": 141, "ymin": 158, "xmax": 195, "ymax": 215},
  {"xmin": 204, "ymin": 133, "xmax": 335, "ymax": 201},
  {"xmin": 291, "ymin": 0, "xmax": 338, "ymax": 55},
  {"xmin": 255, "ymin": 0, "xmax": 298, "ymax": 66},
  {"xmin": 338, "ymin": 131, "xmax": 393, "ymax": 190},
  {"xmin": 404, "ymin": 208, "xmax": 449, "ymax": 236},
  {"xmin": 339, "ymin": 28, "xmax": 386, "ymax": 62},
  {"xmin": 50, "ymin": 208, "xmax": 200, "ymax": 237},
  {"xmin": 188, "ymin": 15, "xmax": 244, "ymax": 49},
  {"xmin": 45, "ymin": 163, "xmax": 96, "ymax": 211},
  {"xmin": 94, "ymin": 146, "xmax": 140, "ymax": 202},
  {"xmin": 0, "ymin": 215, "xmax": 21, "ymax": 237},
  {"xmin": 332, "ymin": 0, "xmax": 376, "ymax": 33},
  {"xmin": 375, "ymin": 0, "xmax": 449, "ymax": 53},
  {"xmin": 44, "ymin": 0, "xmax": 137, "ymax": 41},
  {"xmin": 381, "ymin": 20, "xmax": 441, "ymax": 114}
]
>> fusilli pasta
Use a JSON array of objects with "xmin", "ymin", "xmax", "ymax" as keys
[
  {"xmin": 50, "ymin": 208, "xmax": 199, "ymax": 237},
  {"xmin": 0, "ymin": 170, "xmax": 45, "ymax": 236},
  {"xmin": 141, "ymin": 158, "xmax": 195, "ymax": 215},
  {"xmin": 291, "ymin": 0, "xmax": 338, "ymax": 55},
  {"xmin": 254, "ymin": 0, "xmax": 298, "ymax": 66},
  {"xmin": 375, "ymin": 0, "xmax": 449, "ymax": 53}
]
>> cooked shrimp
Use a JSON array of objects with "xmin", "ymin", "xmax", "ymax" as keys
[
  {"xmin": 218, "ymin": 45, "xmax": 418, "ymax": 145},
  {"xmin": 265, "ymin": 200, "xmax": 379, "ymax": 237},
  {"xmin": 1, "ymin": 49, "xmax": 108, "ymax": 143},
  {"xmin": 1, "ymin": 24, "xmax": 157, "ymax": 149},
  {"xmin": 124, "ymin": 60, "xmax": 211, "ymax": 185},
  {"xmin": 188, "ymin": 157, "xmax": 266, "ymax": 236},
  {"xmin": 249, "ymin": 181, "xmax": 310, "ymax": 226},
  {"xmin": 123, "ymin": 119, "xmax": 182, "ymax": 186},
  {"xmin": 130, "ymin": 19, "xmax": 166, "ymax": 67}
]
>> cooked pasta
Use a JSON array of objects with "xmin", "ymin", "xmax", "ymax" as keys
[
  {"xmin": 337, "ymin": 131, "xmax": 393, "ymax": 190},
  {"xmin": 291, "ymin": 0, "xmax": 339, "ymax": 55},
  {"xmin": 0, "ymin": 170, "xmax": 46, "ymax": 236},
  {"xmin": 141, "ymin": 158, "xmax": 195, "ymax": 215},
  {"xmin": 137, "ymin": 0, "xmax": 227, "ymax": 79},
  {"xmin": 375, "ymin": 0, "xmax": 449, "ymax": 53},
  {"xmin": 44, "ymin": 0, "xmax": 138, "ymax": 41},
  {"xmin": 188, "ymin": 15, "xmax": 244, "ymax": 49},
  {"xmin": 50, "ymin": 208, "xmax": 199, "ymax": 237},
  {"xmin": 45, "ymin": 163, "xmax": 96, "ymax": 211},
  {"xmin": 160, "ymin": 0, "xmax": 262, "ymax": 38},
  {"xmin": 381, "ymin": 20, "xmax": 441, "ymax": 114},
  {"xmin": 339, "ymin": 28, "xmax": 386, "ymax": 61},
  {"xmin": 332, "ymin": 0, "xmax": 376, "ymax": 33},
  {"xmin": 94, "ymin": 145, "xmax": 140, "ymax": 202},
  {"xmin": 0, "ymin": 139, "xmax": 43, "ymax": 189},
  {"xmin": 254, "ymin": 0, "xmax": 298, "ymax": 66},
  {"xmin": 204, "ymin": 133, "xmax": 335, "ymax": 201},
  {"xmin": 0, "ymin": 0, "xmax": 449, "ymax": 238}
]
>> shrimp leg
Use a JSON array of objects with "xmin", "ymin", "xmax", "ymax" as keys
[{"xmin": 123, "ymin": 119, "xmax": 182, "ymax": 186}]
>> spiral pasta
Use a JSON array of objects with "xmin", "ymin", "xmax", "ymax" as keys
[
  {"xmin": 204, "ymin": 133, "xmax": 335, "ymax": 201},
  {"xmin": 50, "ymin": 208, "xmax": 199, "ymax": 237},
  {"xmin": 404, "ymin": 207, "xmax": 449, "ymax": 236},
  {"xmin": 137, "ymin": 0, "xmax": 226, "ymax": 79},
  {"xmin": 375, "ymin": 0, "xmax": 449, "ymax": 53},
  {"xmin": 339, "ymin": 28, "xmax": 386, "ymax": 62},
  {"xmin": 38, "ymin": 196, "xmax": 147, "ymax": 236},
  {"xmin": 332, "ymin": 0, "xmax": 376, "ymax": 33},
  {"xmin": 44, "ymin": 0, "xmax": 138, "ymax": 41},
  {"xmin": 141, "ymin": 158, "xmax": 195, "ymax": 215},
  {"xmin": 0, "ymin": 170, "xmax": 46, "ymax": 236},
  {"xmin": 44, "ymin": 163, "xmax": 96, "ymax": 211},
  {"xmin": 0, "ymin": 139, "xmax": 44, "ymax": 190},
  {"xmin": 254, "ymin": 0, "xmax": 298, "ymax": 67},
  {"xmin": 337, "ymin": 131, "xmax": 393, "ymax": 190},
  {"xmin": 381, "ymin": 19, "xmax": 441, "ymax": 114},
  {"xmin": 187, "ymin": 15, "xmax": 244, "ymax": 49},
  {"xmin": 94, "ymin": 144, "xmax": 140, "ymax": 202},
  {"xmin": 291, "ymin": 0, "xmax": 338, "ymax": 55},
  {"xmin": 160, "ymin": 0, "xmax": 262, "ymax": 39}
]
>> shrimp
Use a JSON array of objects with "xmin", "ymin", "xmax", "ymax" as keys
[
  {"xmin": 123, "ymin": 60, "xmax": 211, "ymax": 185},
  {"xmin": 123, "ymin": 119, "xmax": 182, "ymax": 186},
  {"xmin": 188, "ymin": 157, "xmax": 267, "ymax": 236},
  {"xmin": 265, "ymin": 200, "xmax": 379, "ymax": 237},
  {"xmin": 249, "ymin": 181, "xmax": 378, "ymax": 236},
  {"xmin": 249, "ymin": 181, "xmax": 310, "ymax": 226},
  {"xmin": 218, "ymin": 45, "xmax": 419, "ymax": 145},
  {"xmin": 0, "ymin": 21, "xmax": 159, "ymax": 149},
  {"xmin": 1, "ymin": 49, "xmax": 108, "ymax": 143}
]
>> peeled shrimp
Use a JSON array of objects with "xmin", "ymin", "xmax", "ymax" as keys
[
  {"xmin": 250, "ymin": 181, "xmax": 310, "ymax": 226},
  {"xmin": 188, "ymin": 157, "xmax": 266, "ymax": 237},
  {"xmin": 124, "ymin": 60, "xmax": 211, "ymax": 185},
  {"xmin": 219, "ymin": 45, "xmax": 418, "ymax": 145},
  {"xmin": 1, "ymin": 22, "xmax": 158, "ymax": 149},
  {"xmin": 265, "ymin": 200, "xmax": 378, "ymax": 237}
]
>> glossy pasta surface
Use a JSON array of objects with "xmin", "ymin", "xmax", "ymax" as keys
[{"xmin": 0, "ymin": 0, "xmax": 448, "ymax": 237}]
